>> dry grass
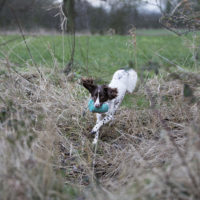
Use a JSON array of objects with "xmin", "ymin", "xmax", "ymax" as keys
[{"xmin": 0, "ymin": 61, "xmax": 200, "ymax": 200}]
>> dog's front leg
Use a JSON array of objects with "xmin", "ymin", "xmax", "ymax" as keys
[
  {"xmin": 96, "ymin": 113, "xmax": 102, "ymax": 123},
  {"xmin": 92, "ymin": 130, "xmax": 99, "ymax": 144},
  {"xmin": 91, "ymin": 114, "xmax": 102, "ymax": 143},
  {"xmin": 91, "ymin": 114, "xmax": 113, "ymax": 134},
  {"xmin": 92, "ymin": 114, "xmax": 102, "ymax": 144}
]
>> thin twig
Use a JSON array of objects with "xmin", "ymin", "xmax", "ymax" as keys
[
  {"xmin": 9, "ymin": 6, "xmax": 42, "ymax": 78},
  {"xmin": 0, "ymin": 95, "xmax": 6, "ymax": 105},
  {"xmin": 69, "ymin": 30, "xmax": 76, "ymax": 66},
  {"xmin": 171, "ymin": 0, "xmax": 184, "ymax": 15},
  {"xmin": 59, "ymin": 3, "xmax": 67, "ymax": 68},
  {"xmin": 154, "ymin": 52, "xmax": 187, "ymax": 72},
  {"xmin": 92, "ymin": 131, "xmax": 99, "ymax": 182},
  {"xmin": 86, "ymin": 36, "xmax": 90, "ymax": 76}
]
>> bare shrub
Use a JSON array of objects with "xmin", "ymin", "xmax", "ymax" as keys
[{"xmin": 160, "ymin": 0, "xmax": 200, "ymax": 35}]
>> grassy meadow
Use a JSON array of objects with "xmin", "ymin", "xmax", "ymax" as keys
[
  {"xmin": 0, "ymin": 30, "xmax": 196, "ymax": 77},
  {"xmin": 0, "ymin": 30, "xmax": 200, "ymax": 199}
]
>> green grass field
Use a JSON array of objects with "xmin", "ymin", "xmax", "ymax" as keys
[{"xmin": 0, "ymin": 30, "xmax": 198, "ymax": 80}]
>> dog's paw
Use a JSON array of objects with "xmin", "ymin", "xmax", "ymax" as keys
[
  {"xmin": 92, "ymin": 137, "xmax": 98, "ymax": 145},
  {"xmin": 91, "ymin": 130, "xmax": 96, "ymax": 135}
]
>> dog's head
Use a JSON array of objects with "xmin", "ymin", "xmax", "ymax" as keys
[{"xmin": 81, "ymin": 78, "xmax": 118, "ymax": 108}]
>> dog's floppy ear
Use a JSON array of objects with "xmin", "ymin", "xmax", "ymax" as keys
[
  {"xmin": 81, "ymin": 78, "xmax": 97, "ymax": 94},
  {"xmin": 103, "ymin": 85, "xmax": 118, "ymax": 100}
]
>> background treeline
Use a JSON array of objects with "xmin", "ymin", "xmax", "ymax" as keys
[
  {"xmin": 0, "ymin": 0, "xmax": 161, "ymax": 34},
  {"xmin": 76, "ymin": 1, "xmax": 161, "ymax": 34},
  {"xmin": 0, "ymin": 0, "xmax": 60, "ymax": 31}
]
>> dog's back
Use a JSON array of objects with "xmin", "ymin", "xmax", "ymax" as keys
[{"xmin": 109, "ymin": 69, "xmax": 137, "ymax": 97}]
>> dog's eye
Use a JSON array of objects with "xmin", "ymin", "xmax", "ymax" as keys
[{"xmin": 94, "ymin": 94, "xmax": 98, "ymax": 100}]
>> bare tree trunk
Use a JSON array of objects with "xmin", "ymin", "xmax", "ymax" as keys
[
  {"xmin": 62, "ymin": 0, "xmax": 75, "ymax": 33},
  {"xmin": 62, "ymin": 0, "xmax": 76, "ymax": 75}
]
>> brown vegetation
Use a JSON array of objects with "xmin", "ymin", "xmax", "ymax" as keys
[{"xmin": 0, "ymin": 61, "xmax": 200, "ymax": 199}]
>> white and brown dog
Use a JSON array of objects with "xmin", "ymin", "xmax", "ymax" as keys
[{"xmin": 82, "ymin": 69, "xmax": 137, "ymax": 144}]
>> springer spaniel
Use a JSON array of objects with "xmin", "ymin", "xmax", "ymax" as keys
[{"xmin": 82, "ymin": 69, "xmax": 137, "ymax": 144}]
